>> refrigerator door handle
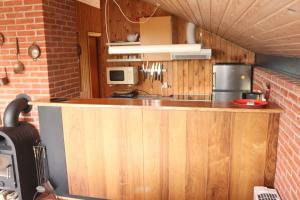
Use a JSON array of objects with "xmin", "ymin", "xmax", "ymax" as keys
[{"xmin": 213, "ymin": 72, "xmax": 216, "ymax": 89}]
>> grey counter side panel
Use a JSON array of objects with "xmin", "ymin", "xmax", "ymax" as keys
[{"xmin": 38, "ymin": 107, "xmax": 69, "ymax": 195}]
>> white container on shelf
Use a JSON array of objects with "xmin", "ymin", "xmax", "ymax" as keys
[
  {"xmin": 186, "ymin": 22, "xmax": 196, "ymax": 44},
  {"xmin": 127, "ymin": 33, "xmax": 139, "ymax": 42}
]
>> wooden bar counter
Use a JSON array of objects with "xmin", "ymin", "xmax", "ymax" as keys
[{"xmin": 31, "ymin": 98, "xmax": 282, "ymax": 200}]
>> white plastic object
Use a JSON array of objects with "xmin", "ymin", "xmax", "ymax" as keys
[
  {"xmin": 127, "ymin": 33, "xmax": 139, "ymax": 42},
  {"xmin": 36, "ymin": 185, "xmax": 46, "ymax": 193},
  {"xmin": 186, "ymin": 22, "xmax": 196, "ymax": 44},
  {"xmin": 253, "ymin": 186, "xmax": 281, "ymax": 200},
  {"xmin": 171, "ymin": 49, "xmax": 212, "ymax": 60},
  {"xmin": 108, "ymin": 44, "xmax": 202, "ymax": 54}
]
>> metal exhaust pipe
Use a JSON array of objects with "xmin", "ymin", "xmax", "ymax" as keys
[{"xmin": 3, "ymin": 94, "xmax": 32, "ymax": 128}]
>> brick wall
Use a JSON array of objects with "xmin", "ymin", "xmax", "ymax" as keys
[
  {"xmin": 43, "ymin": 0, "xmax": 80, "ymax": 98},
  {"xmin": 253, "ymin": 67, "xmax": 300, "ymax": 200},
  {"xmin": 0, "ymin": 0, "xmax": 80, "ymax": 126},
  {"xmin": 0, "ymin": 0, "xmax": 49, "ymax": 126}
]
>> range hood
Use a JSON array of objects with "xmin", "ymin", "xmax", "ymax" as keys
[
  {"xmin": 108, "ymin": 43, "xmax": 212, "ymax": 60},
  {"xmin": 108, "ymin": 44, "xmax": 202, "ymax": 54},
  {"xmin": 171, "ymin": 49, "xmax": 212, "ymax": 60}
]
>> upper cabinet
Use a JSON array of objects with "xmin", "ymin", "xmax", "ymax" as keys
[
  {"xmin": 140, "ymin": 16, "xmax": 176, "ymax": 61},
  {"xmin": 107, "ymin": 15, "xmax": 212, "ymax": 62}
]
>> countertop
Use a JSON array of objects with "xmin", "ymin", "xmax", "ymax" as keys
[{"xmin": 30, "ymin": 98, "xmax": 283, "ymax": 113}]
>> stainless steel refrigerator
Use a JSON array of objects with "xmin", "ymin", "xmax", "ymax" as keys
[{"xmin": 212, "ymin": 64, "xmax": 252, "ymax": 101}]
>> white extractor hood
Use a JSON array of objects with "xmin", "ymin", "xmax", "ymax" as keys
[
  {"xmin": 108, "ymin": 44, "xmax": 202, "ymax": 54},
  {"xmin": 108, "ymin": 43, "xmax": 212, "ymax": 60},
  {"xmin": 171, "ymin": 49, "xmax": 212, "ymax": 60}
]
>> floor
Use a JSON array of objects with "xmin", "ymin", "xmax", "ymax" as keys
[
  {"xmin": 37, "ymin": 193, "xmax": 72, "ymax": 200},
  {"xmin": 37, "ymin": 193, "xmax": 57, "ymax": 200}
]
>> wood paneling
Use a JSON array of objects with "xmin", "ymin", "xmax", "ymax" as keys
[
  {"xmin": 185, "ymin": 111, "xmax": 208, "ymax": 200},
  {"xmin": 143, "ymin": 0, "xmax": 300, "ymax": 58},
  {"xmin": 264, "ymin": 114, "xmax": 280, "ymax": 187},
  {"xmin": 62, "ymin": 107, "xmax": 144, "ymax": 199},
  {"xmin": 61, "ymin": 106, "xmax": 280, "ymax": 200},
  {"xmin": 230, "ymin": 113, "xmax": 269, "ymax": 199},
  {"xmin": 207, "ymin": 112, "xmax": 231, "ymax": 200},
  {"xmin": 142, "ymin": 109, "xmax": 166, "ymax": 200},
  {"xmin": 100, "ymin": 0, "xmax": 254, "ymax": 97},
  {"xmin": 76, "ymin": 1, "xmax": 101, "ymax": 98},
  {"xmin": 62, "ymin": 107, "xmax": 90, "ymax": 196}
]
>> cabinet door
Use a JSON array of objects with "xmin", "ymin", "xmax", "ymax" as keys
[
  {"xmin": 62, "ymin": 107, "xmax": 144, "ymax": 199},
  {"xmin": 140, "ymin": 16, "xmax": 174, "ymax": 61}
]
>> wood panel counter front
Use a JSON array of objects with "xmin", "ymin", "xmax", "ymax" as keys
[{"xmin": 32, "ymin": 98, "xmax": 282, "ymax": 200}]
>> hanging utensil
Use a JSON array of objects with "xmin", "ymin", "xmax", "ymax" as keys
[
  {"xmin": 142, "ymin": 63, "xmax": 147, "ymax": 81},
  {"xmin": 157, "ymin": 62, "xmax": 160, "ymax": 81},
  {"xmin": 14, "ymin": 38, "xmax": 25, "ymax": 74},
  {"xmin": 161, "ymin": 63, "xmax": 164, "ymax": 83},
  {"xmin": 145, "ymin": 61, "xmax": 149, "ymax": 80},
  {"xmin": 150, "ymin": 63, "xmax": 155, "ymax": 83},
  {"xmin": 141, "ymin": 63, "xmax": 145, "ymax": 81},
  {"xmin": 153, "ymin": 63, "xmax": 157, "ymax": 81},
  {"xmin": 33, "ymin": 145, "xmax": 49, "ymax": 186},
  {"xmin": 0, "ymin": 67, "xmax": 9, "ymax": 86},
  {"xmin": 155, "ymin": 62, "xmax": 159, "ymax": 81},
  {"xmin": 158, "ymin": 63, "xmax": 162, "ymax": 83},
  {"xmin": 0, "ymin": 32, "xmax": 5, "ymax": 46}
]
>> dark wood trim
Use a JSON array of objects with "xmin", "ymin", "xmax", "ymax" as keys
[{"xmin": 264, "ymin": 114, "xmax": 280, "ymax": 187}]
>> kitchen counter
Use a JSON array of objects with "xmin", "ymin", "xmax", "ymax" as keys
[
  {"xmin": 33, "ymin": 97, "xmax": 281, "ymax": 200},
  {"xmin": 30, "ymin": 97, "xmax": 282, "ymax": 113}
]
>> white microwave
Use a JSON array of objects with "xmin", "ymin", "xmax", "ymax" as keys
[{"xmin": 107, "ymin": 66, "xmax": 139, "ymax": 85}]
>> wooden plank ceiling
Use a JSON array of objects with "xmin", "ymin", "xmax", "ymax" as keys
[
  {"xmin": 77, "ymin": 0, "xmax": 100, "ymax": 8},
  {"xmin": 142, "ymin": 0, "xmax": 300, "ymax": 58}
]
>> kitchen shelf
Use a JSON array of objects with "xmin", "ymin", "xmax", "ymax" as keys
[
  {"xmin": 107, "ymin": 58, "xmax": 143, "ymax": 62},
  {"xmin": 106, "ymin": 42, "xmax": 141, "ymax": 46}
]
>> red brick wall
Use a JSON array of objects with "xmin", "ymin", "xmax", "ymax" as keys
[
  {"xmin": 0, "ymin": 0, "xmax": 49, "ymax": 126},
  {"xmin": 253, "ymin": 67, "xmax": 300, "ymax": 200},
  {"xmin": 43, "ymin": 0, "xmax": 80, "ymax": 98},
  {"xmin": 0, "ymin": 0, "xmax": 80, "ymax": 126}
]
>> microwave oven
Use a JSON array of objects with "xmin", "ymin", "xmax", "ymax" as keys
[{"xmin": 107, "ymin": 66, "xmax": 139, "ymax": 85}]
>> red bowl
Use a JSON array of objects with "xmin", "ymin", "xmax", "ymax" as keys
[{"xmin": 232, "ymin": 99, "xmax": 268, "ymax": 108}]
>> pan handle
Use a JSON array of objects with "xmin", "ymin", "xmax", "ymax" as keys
[
  {"xmin": 213, "ymin": 72, "xmax": 217, "ymax": 89},
  {"xmin": 16, "ymin": 38, "xmax": 20, "ymax": 56}
]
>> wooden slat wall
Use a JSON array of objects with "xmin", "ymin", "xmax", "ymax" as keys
[
  {"xmin": 61, "ymin": 106, "xmax": 279, "ymax": 200},
  {"xmin": 230, "ymin": 113, "xmax": 269, "ymax": 199},
  {"xmin": 76, "ymin": 1, "xmax": 101, "ymax": 98},
  {"xmin": 100, "ymin": 0, "xmax": 255, "ymax": 97},
  {"xmin": 62, "ymin": 107, "xmax": 145, "ymax": 199}
]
